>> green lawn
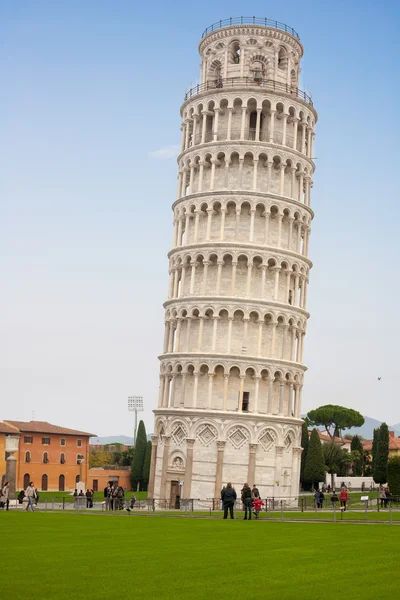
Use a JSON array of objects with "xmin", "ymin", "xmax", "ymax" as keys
[
  {"xmin": 2, "ymin": 513, "xmax": 399, "ymax": 599},
  {"xmin": 36, "ymin": 490, "xmax": 148, "ymax": 502}
]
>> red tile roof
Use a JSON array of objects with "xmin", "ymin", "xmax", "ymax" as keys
[
  {"xmin": 363, "ymin": 438, "xmax": 400, "ymax": 451},
  {"xmin": 308, "ymin": 430, "xmax": 349, "ymax": 444},
  {"xmin": 2, "ymin": 420, "xmax": 95, "ymax": 437},
  {"xmin": 0, "ymin": 422, "xmax": 18, "ymax": 434}
]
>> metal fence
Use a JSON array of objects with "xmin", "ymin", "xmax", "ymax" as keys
[
  {"xmin": 201, "ymin": 17, "xmax": 300, "ymax": 40},
  {"xmin": 184, "ymin": 77, "xmax": 313, "ymax": 105},
  {"xmin": 5, "ymin": 495, "xmax": 400, "ymax": 524}
]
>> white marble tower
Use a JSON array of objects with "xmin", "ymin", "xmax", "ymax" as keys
[{"xmin": 148, "ymin": 17, "xmax": 317, "ymax": 503}]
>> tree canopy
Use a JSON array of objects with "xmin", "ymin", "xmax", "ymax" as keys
[
  {"xmin": 350, "ymin": 435, "xmax": 364, "ymax": 476},
  {"xmin": 307, "ymin": 405, "xmax": 364, "ymax": 439},
  {"xmin": 373, "ymin": 422, "xmax": 389, "ymax": 484},
  {"xmin": 130, "ymin": 420, "xmax": 147, "ymax": 491},
  {"xmin": 387, "ymin": 456, "xmax": 400, "ymax": 496},
  {"xmin": 304, "ymin": 428, "xmax": 325, "ymax": 488}
]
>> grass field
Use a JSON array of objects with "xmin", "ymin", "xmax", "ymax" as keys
[{"xmin": 2, "ymin": 512, "xmax": 399, "ymax": 599}]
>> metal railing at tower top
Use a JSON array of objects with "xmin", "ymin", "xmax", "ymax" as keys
[
  {"xmin": 201, "ymin": 17, "xmax": 300, "ymax": 40},
  {"xmin": 184, "ymin": 77, "xmax": 313, "ymax": 106}
]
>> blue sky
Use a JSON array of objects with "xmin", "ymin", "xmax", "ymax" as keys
[{"xmin": 1, "ymin": 0, "xmax": 400, "ymax": 436}]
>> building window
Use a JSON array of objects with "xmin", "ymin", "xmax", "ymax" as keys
[
  {"xmin": 75, "ymin": 474, "xmax": 80, "ymax": 484},
  {"xmin": 93, "ymin": 479, "xmax": 98, "ymax": 492},
  {"xmin": 242, "ymin": 392, "xmax": 250, "ymax": 412},
  {"xmin": 24, "ymin": 436, "xmax": 33, "ymax": 444},
  {"xmin": 43, "ymin": 452, "xmax": 49, "ymax": 464},
  {"xmin": 25, "ymin": 451, "xmax": 31, "ymax": 463},
  {"xmin": 77, "ymin": 439, "xmax": 82, "ymax": 447},
  {"xmin": 60, "ymin": 438, "xmax": 66, "ymax": 446},
  {"xmin": 41, "ymin": 474, "xmax": 48, "ymax": 491},
  {"xmin": 59, "ymin": 474, "xmax": 65, "ymax": 492},
  {"xmin": 23, "ymin": 473, "xmax": 30, "ymax": 489},
  {"xmin": 76, "ymin": 453, "xmax": 84, "ymax": 465},
  {"xmin": 60, "ymin": 453, "xmax": 65, "ymax": 465},
  {"xmin": 42, "ymin": 437, "xmax": 50, "ymax": 445}
]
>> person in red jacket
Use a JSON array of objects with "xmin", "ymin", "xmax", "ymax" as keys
[
  {"xmin": 339, "ymin": 487, "xmax": 349, "ymax": 511},
  {"xmin": 252, "ymin": 497, "xmax": 265, "ymax": 519}
]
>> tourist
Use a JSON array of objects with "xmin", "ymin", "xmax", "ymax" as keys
[
  {"xmin": 339, "ymin": 487, "xmax": 348, "ymax": 511},
  {"xmin": 221, "ymin": 482, "xmax": 236, "ymax": 519},
  {"xmin": 252, "ymin": 484, "xmax": 260, "ymax": 498},
  {"xmin": 85, "ymin": 488, "xmax": 92, "ymax": 508},
  {"xmin": 25, "ymin": 481, "xmax": 37, "ymax": 511},
  {"xmin": 130, "ymin": 494, "xmax": 137, "ymax": 509},
  {"xmin": 319, "ymin": 489, "xmax": 325, "ymax": 508},
  {"xmin": 384, "ymin": 486, "xmax": 391, "ymax": 508},
  {"xmin": 331, "ymin": 491, "xmax": 338, "ymax": 507},
  {"xmin": 241, "ymin": 482, "xmax": 252, "ymax": 520},
  {"xmin": 17, "ymin": 490, "xmax": 25, "ymax": 504},
  {"xmin": 379, "ymin": 485, "xmax": 386, "ymax": 508},
  {"xmin": 104, "ymin": 483, "xmax": 111, "ymax": 510},
  {"xmin": 252, "ymin": 497, "xmax": 264, "ymax": 519},
  {"xmin": 0, "ymin": 481, "xmax": 9, "ymax": 510},
  {"xmin": 314, "ymin": 489, "xmax": 321, "ymax": 508},
  {"xmin": 73, "ymin": 488, "xmax": 78, "ymax": 497}
]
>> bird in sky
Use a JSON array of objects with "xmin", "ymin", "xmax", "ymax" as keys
[{"xmin": 378, "ymin": 377, "xmax": 381, "ymax": 381}]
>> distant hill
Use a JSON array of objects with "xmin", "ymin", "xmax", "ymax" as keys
[
  {"xmin": 90, "ymin": 434, "xmax": 152, "ymax": 446},
  {"xmin": 303, "ymin": 415, "xmax": 400, "ymax": 439}
]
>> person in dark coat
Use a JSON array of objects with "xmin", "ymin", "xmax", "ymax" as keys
[
  {"xmin": 241, "ymin": 483, "xmax": 252, "ymax": 520},
  {"xmin": 221, "ymin": 482, "xmax": 237, "ymax": 519}
]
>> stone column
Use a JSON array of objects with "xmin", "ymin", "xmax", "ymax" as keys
[
  {"xmin": 180, "ymin": 373, "xmax": 187, "ymax": 407},
  {"xmin": 207, "ymin": 373, "xmax": 214, "ymax": 409},
  {"xmin": 269, "ymin": 110, "xmax": 275, "ymax": 142},
  {"xmin": 274, "ymin": 445, "xmax": 285, "ymax": 493},
  {"xmin": 206, "ymin": 209, "xmax": 213, "ymax": 240},
  {"xmin": 226, "ymin": 108, "xmax": 233, "ymax": 140},
  {"xmin": 252, "ymin": 159, "xmax": 258, "ymax": 191},
  {"xmin": 267, "ymin": 376, "xmax": 273, "ymax": 413},
  {"xmin": 223, "ymin": 374, "xmax": 229, "ymax": 410},
  {"xmin": 211, "ymin": 316, "xmax": 219, "ymax": 351},
  {"xmin": 159, "ymin": 435, "xmax": 171, "ymax": 500},
  {"xmin": 255, "ymin": 108, "xmax": 262, "ymax": 141},
  {"xmin": 192, "ymin": 372, "xmax": 199, "ymax": 408},
  {"xmin": 147, "ymin": 435, "xmax": 159, "ymax": 499},
  {"xmin": 6, "ymin": 455, "xmax": 17, "ymax": 497},
  {"xmin": 214, "ymin": 441, "xmax": 226, "ymax": 498},
  {"xmin": 254, "ymin": 376, "xmax": 261, "ymax": 412},
  {"xmin": 291, "ymin": 447, "xmax": 303, "ymax": 496},
  {"xmin": 183, "ymin": 438, "xmax": 195, "ymax": 498},
  {"xmin": 213, "ymin": 108, "xmax": 220, "ymax": 141},
  {"xmin": 293, "ymin": 118, "xmax": 298, "ymax": 150},
  {"xmin": 227, "ymin": 317, "xmax": 233, "ymax": 353},
  {"xmin": 240, "ymin": 107, "xmax": 247, "ymax": 139},
  {"xmin": 219, "ymin": 209, "xmax": 226, "ymax": 240},
  {"xmin": 189, "ymin": 261, "xmax": 196, "ymax": 295},
  {"xmin": 216, "ymin": 261, "xmax": 223, "ymax": 294},
  {"xmin": 279, "ymin": 163, "xmax": 285, "ymax": 195},
  {"xmin": 231, "ymin": 262, "xmax": 237, "ymax": 295},
  {"xmin": 201, "ymin": 111, "xmax": 207, "ymax": 143},
  {"xmin": 238, "ymin": 375, "xmax": 245, "ymax": 411},
  {"xmin": 247, "ymin": 443, "xmax": 258, "ymax": 486},
  {"xmin": 278, "ymin": 381, "xmax": 285, "ymax": 415},
  {"xmin": 158, "ymin": 375, "xmax": 165, "ymax": 407},
  {"xmin": 264, "ymin": 210, "xmax": 270, "ymax": 244},
  {"xmin": 282, "ymin": 113, "xmax": 288, "ymax": 146}
]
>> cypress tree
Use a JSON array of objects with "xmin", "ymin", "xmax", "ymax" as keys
[
  {"xmin": 371, "ymin": 427, "xmax": 380, "ymax": 471},
  {"xmin": 304, "ymin": 428, "xmax": 326, "ymax": 489},
  {"xmin": 387, "ymin": 456, "xmax": 400, "ymax": 496},
  {"xmin": 130, "ymin": 420, "xmax": 147, "ymax": 491},
  {"xmin": 300, "ymin": 421, "xmax": 309, "ymax": 490},
  {"xmin": 350, "ymin": 435, "xmax": 364, "ymax": 476},
  {"xmin": 373, "ymin": 422, "xmax": 389, "ymax": 485},
  {"xmin": 142, "ymin": 440, "xmax": 152, "ymax": 491}
]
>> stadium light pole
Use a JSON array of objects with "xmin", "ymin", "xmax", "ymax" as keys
[{"xmin": 128, "ymin": 396, "xmax": 144, "ymax": 445}]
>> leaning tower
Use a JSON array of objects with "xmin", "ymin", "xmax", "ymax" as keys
[{"xmin": 148, "ymin": 17, "xmax": 317, "ymax": 504}]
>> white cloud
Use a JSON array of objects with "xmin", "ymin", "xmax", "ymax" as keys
[{"xmin": 149, "ymin": 145, "xmax": 180, "ymax": 159}]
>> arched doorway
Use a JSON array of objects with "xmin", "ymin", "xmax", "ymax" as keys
[
  {"xmin": 23, "ymin": 473, "xmax": 30, "ymax": 489},
  {"xmin": 59, "ymin": 474, "xmax": 65, "ymax": 492},
  {"xmin": 41, "ymin": 474, "xmax": 48, "ymax": 491}
]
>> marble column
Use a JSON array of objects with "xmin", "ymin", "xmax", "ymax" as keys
[
  {"xmin": 147, "ymin": 435, "xmax": 159, "ymax": 499},
  {"xmin": 183, "ymin": 438, "xmax": 195, "ymax": 498},
  {"xmin": 214, "ymin": 441, "xmax": 226, "ymax": 498},
  {"xmin": 291, "ymin": 447, "xmax": 303, "ymax": 496},
  {"xmin": 159, "ymin": 435, "xmax": 171, "ymax": 500},
  {"xmin": 247, "ymin": 443, "xmax": 258, "ymax": 486}
]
